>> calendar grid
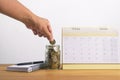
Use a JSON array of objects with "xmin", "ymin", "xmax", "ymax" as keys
[{"xmin": 62, "ymin": 27, "xmax": 119, "ymax": 64}]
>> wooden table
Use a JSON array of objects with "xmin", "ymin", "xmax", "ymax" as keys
[{"xmin": 0, "ymin": 64, "xmax": 120, "ymax": 80}]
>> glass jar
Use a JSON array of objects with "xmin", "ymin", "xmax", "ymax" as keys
[{"xmin": 45, "ymin": 45, "xmax": 60, "ymax": 69}]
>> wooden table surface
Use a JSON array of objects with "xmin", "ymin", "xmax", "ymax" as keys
[{"xmin": 0, "ymin": 64, "xmax": 120, "ymax": 80}]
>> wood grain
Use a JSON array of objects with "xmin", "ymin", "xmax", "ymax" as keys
[{"xmin": 0, "ymin": 64, "xmax": 120, "ymax": 80}]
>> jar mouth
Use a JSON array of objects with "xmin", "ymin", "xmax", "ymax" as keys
[{"xmin": 46, "ymin": 45, "xmax": 60, "ymax": 47}]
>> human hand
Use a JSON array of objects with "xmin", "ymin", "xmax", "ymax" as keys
[
  {"xmin": 0, "ymin": 0, "xmax": 54, "ymax": 42},
  {"xmin": 24, "ymin": 15, "xmax": 53, "ymax": 41}
]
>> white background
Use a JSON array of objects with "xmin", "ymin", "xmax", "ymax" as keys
[{"xmin": 0, "ymin": 0, "xmax": 120, "ymax": 64}]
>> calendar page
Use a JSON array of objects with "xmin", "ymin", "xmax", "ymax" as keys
[{"xmin": 62, "ymin": 27, "xmax": 119, "ymax": 64}]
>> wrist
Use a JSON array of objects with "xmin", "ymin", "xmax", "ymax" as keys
[{"xmin": 21, "ymin": 12, "xmax": 36, "ymax": 27}]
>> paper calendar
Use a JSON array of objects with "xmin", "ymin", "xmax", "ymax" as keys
[{"xmin": 62, "ymin": 27, "xmax": 120, "ymax": 69}]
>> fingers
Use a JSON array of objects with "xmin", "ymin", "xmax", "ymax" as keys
[
  {"xmin": 43, "ymin": 22, "xmax": 53, "ymax": 41},
  {"xmin": 44, "ymin": 26, "xmax": 53, "ymax": 41},
  {"xmin": 32, "ymin": 29, "xmax": 37, "ymax": 35},
  {"xmin": 31, "ymin": 25, "xmax": 53, "ymax": 41},
  {"xmin": 32, "ymin": 28, "xmax": 47, "ymax": 38},
  {"xmin": 47, "ymin": 26, "xmax": 53, "ymax": 41},
  {"xmin": 25, "ymin": 16, "xmax": 54, "ymax": 41},
  {"xmin": 32, "ymin": 29, "xmax": 43, "ymax": 37},
  {"xmin": 37, "ymin": 18, "xmax": 53, "ymax": 41},
  {"xmin": 47, "ymin": 22, "xmax": 52, "ymax": 33}
]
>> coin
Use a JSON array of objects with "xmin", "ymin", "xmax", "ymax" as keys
[{"xmin": 50, "ymin": 39, "xmax": 56, "ymax": 45}]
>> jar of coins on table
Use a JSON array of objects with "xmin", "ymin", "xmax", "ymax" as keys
[{"xmin": 45, "ymin": 40, "xmax": 60, "ymax": 69}]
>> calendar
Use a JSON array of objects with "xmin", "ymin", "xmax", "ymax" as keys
[{"xmin": 62, "ymin": 27, "xmax": 120, "ymax": 69}]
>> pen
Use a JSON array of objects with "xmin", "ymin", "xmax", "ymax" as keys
[{"xmin": 17, "ymin": 61, "xmax": 44, "ymax": 65}]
